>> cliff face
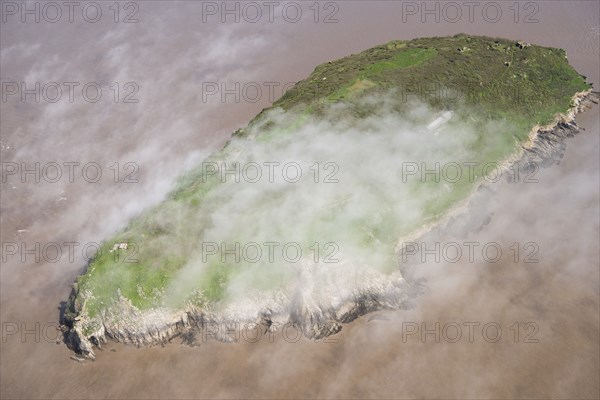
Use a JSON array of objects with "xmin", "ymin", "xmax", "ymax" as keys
[
  {"xmin": 520, "ymin": 91, "xmax": 599, "ymax": 167},
  {"xmin": 66, "ymin": 265, "xmax": 425, "ymax": 360},
  {"xmin": 62, "ymin": 35, "xmax": 597, "ymax": 360}
]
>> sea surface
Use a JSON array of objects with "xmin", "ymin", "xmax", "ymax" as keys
[{"xmin": 1, "ymin": 1, "xmax": 598, "ymax": 398}]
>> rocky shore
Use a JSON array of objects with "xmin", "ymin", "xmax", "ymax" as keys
[
  {"xmin": 64, "ymin": 264, "xmax": 425, "ymax": 360},
  {"xmin": 520, "ymin": 89, "xmax": 599, "ymax": 167},
  {"xmin": 63, "ymin": 90, "xmax": 599, "ymax": 361}
]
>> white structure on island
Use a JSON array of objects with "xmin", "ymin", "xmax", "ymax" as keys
[{"xmin": 427, "ymin": 110, "xmax": 454, "ymax": 131}]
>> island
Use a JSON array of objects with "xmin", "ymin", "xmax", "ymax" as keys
[{"xmin": 63, "ymin": 34, "xmax": 598, "ymax": 360}]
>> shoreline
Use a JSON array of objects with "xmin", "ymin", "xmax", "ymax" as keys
[{"xmin": 396, "ymin": 89, "xmax": 599, "ymax": 257}]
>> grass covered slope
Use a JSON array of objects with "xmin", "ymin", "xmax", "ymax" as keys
[
  {"xmin": 261, "ymin": 34, "xmax": 587, "ymax": 131},
  {"xmin": 66, "ymin": 35, "xmax": 590, "ymax": 333}
]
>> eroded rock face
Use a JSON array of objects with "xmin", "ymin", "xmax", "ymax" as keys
[
  {"xmin": 520, "ymin": 91, "xmax": 599, "ymax": 168},
  {"xmin": 65, "ymin": 261, "xmax": 425, "ymax": 359}
]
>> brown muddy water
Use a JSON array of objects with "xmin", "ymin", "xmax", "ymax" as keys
[{"xmin": 1, "ymin": 1, "xmax": 599, "ymax": 398}]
